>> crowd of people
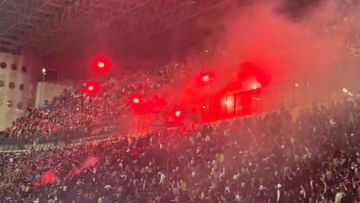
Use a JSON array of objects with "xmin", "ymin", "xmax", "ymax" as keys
[
  {"xmin": 1, "ymin": 87, "xmax": 120, "ymax": 142},
  {"xmin": 0, "ymin": 98, "xmax": 360, "ymax": 202},
  {"xmin": 2, "ymin": 0, "xmax": 360, "ymax": 143},
  {"xmin": 0, "ymin": 48, "xmax": 211, "ymax": 142},
  {"xmin": 1, "ymin": 0, "xmax": 360, "ymax": 202}
]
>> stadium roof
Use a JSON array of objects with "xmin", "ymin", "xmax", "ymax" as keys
[{"xmin": 0, "ymin": 0, "xmax": 228, "ymax": 55}]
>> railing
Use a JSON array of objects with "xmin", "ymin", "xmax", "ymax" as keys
[{"xmin": 0, "ymin": 119, "xmax": 125, "ymax": 152}]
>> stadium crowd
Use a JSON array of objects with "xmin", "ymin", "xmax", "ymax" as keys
[
  {"xmin": 0, "ymin": 98, "xmax": 360, "ymax": 202},
  {"xmin": 0, "ymin": 49, "xmax": 210, "ymax": 143},
  {"xmin": 1, "ymin": 0, "xmax": 360, "ymax": 202}
]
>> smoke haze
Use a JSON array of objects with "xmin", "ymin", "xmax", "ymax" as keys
[
  {"xmin": 28, "ymin": 0, "xmax": 360, "ymax": 105},
  {"xmin": 190, "ymin": 0, "xmax": 360, "ymax": 105}
]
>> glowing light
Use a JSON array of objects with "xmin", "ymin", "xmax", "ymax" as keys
[
  {"xmin": 42, "ymin": 68, "xmax": 47, "ymax": 74},
  {"xmin": 93, "ymin": 57, "xmax": 110, "ymax": 74},
  {"xmin": 40, "ymin": 170, "xmax": 56, "ymax": 185},
  {"xmin": 225, "ymin": 99, "xmax": 233, "ymax": 107},
  {"xmin": 342, "ymin": 88, "xmax": 353, "ymax": 96},
  {"xmin": 88, "ymin": 85, "xmax": 95, "ymax": 92},
  {"xmin": 251, "ymin": 82, "xmax": 261, "ymax": 90},
  {"xmin": 222, "ymin": 96, "xmax": 234, "ymax": 108},
  {"xmin": 221, "ymin": 96, "xmax": 235, "ymax": 115},
  {"xmin": 83, "ymin": 156, "xmax": 99, "ymax": 169},
  {"xmin": 175, "ymin": 110, "xmax": 182, "ymax": 118},
  {"xmin": 97, "ymin": 61, "xmax": 105, "ymax": 69},
  {"xmin": 202, "ymin": 105, "xmax": 206, "ymax": 109},
  {"xmin": 294, "ymin": 83, "xmax": 299, "ymax": 88},
  {"xmin": 133, "ymin": 97, "xmax": 140, "ymax": 104},
  {"xmin": 198, "ymin": 72, "xmax": 215, "ymax": 85},
  {"xmin": 84, "ymin": 82, "xmax": 99, "ymax": 95},
  {"xmin": 130, "ymin": 94, "xmax": 143, "ymax": 105},
  {"xmin": 202, "ymin": 74, "xmax": 210, "ymax": 82}
]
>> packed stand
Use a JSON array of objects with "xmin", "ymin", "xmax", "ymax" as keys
[
  {"xmin": 0, "ymin": 98, "xmax": 359, "ymax": 202},
  {"xmin": 0, "ymin": 49, "xmax": 214, "ymax": 142}
]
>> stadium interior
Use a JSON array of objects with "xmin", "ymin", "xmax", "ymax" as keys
[{"xmin": 0, "ymin": 0, "xmax": 360, "ymax": 202}]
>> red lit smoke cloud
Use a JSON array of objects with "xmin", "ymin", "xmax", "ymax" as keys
[
  {"xmin": 217, "ymin": 1, "xmax": 338, "ymax": 84},
  {"xmin": 33, "ymin": 170, "xmax": 57, "ymax": 186},
  {"xmin": 192, "ymin": 0, "xmax": 360, "ymax": 104}
]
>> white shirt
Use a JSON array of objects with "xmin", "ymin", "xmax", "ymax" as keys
[
  {"xmin": 159, "ymin": 172, "xmax": 165, "ymax": 185},
  {"xmin": 335, "ymin": 192, "xmax": 344, "ymax": 203}
]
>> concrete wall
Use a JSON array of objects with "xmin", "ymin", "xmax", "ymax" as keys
[
  {"xmin": 0, "ymin": 52, "xmax": 36, "ymax": 131},
  {"xmin": 35, "ymin": 82, "xmax": 72, "ymax": 108}
]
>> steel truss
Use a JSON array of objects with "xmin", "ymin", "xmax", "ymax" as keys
[{"xmin": 0, "ymin": 0, "xmax": 228, "ymax": 54}]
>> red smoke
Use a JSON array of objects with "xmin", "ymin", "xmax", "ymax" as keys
[
  {"xmin": 83, "ymin": 156, "xmax": 99, "ymax": 168},
  {"xmin": 64, "ymin": 156, "xmax": 99, "ymax": 180},
  {"xmin": 33, "ymin": 170, "xmax": 57, "ymax": 186}
]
